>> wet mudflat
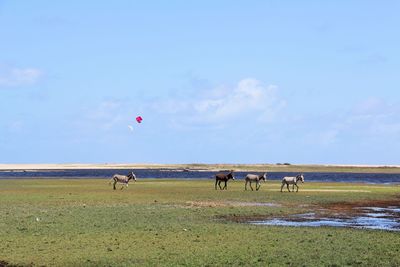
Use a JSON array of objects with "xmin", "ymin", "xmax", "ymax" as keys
[
  {"xmin": 249, "ymin": 201, "xmax": 400, "ymax": 231},
  {"xmin": 251, "ymin": 207, "xmax": 400, "ymax": 231}
]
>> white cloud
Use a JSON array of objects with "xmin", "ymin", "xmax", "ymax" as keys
[
  {"xmin": 153, "ymin": 78, "xmax": 286, "ymax": 127},
  {"xmin": 314, "ymin": 97, "xmax": 400, "ymax": 145},
  {"xmin": 0, "ymin": 65, "xmax": 43, "ymax": 87},
  {"xmin": 195, "ymin": 79, "xmax": 266, "ymax": 120},
  {"xmin": 352, "ymin": 97, "xmax": 388, "ymax": 115},
  {"xmin": 348, "ymin": 97, "xmax": 400, "ymax": 135}
]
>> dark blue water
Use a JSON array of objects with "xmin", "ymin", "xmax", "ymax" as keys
[{"xmin": 0, "ymin": 169, "xmax": 400, "ymax": 183}]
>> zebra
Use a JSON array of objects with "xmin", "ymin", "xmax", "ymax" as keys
[
  {"xmin": 280, "ymin": 174, "xmax": 304, "ymax": 192},
  {"xmin": 244, "ymin": 172, "xmax": 267, "ymax": 191},
  {"xmin": 109, "ymin": 171, "xmax": 137, "ymax": 190}
]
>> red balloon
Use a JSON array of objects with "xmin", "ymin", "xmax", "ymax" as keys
[{"xmin": 136, "ymin": 116, "xmax": 143, "ymax": 123}]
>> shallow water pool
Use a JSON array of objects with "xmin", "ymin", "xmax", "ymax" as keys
[{"xmin": 250, "ymin": 206, "xmax": 400, "ymax": 231}]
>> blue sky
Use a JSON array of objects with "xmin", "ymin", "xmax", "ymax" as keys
[{"xmin": 1, "ymin": 1, "xmax": 399, "ymax": 164}]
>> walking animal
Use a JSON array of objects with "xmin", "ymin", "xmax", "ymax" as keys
[
  {"xmin": 215, "ymin": 171, "xmax": 235, "ymax": 190},
  {"xmin": 109, "ymin": 171, "xmax": 137, "ymax": 190},
  {"xmin": 244, "ymin": 173, "xmax": 267, "ymax": 191},
  {"xmin": 280, "ymin": 174, "xmax": 304, "ymax": 192}
]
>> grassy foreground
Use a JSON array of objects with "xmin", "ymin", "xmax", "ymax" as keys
[{"xmin": 0, "ymin": 179, "xmax": 399, "ymax": 266}]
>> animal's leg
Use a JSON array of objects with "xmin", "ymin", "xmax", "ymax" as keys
[
  {"xmin": 249, "ymin": 182, "xmax": 254, "ymax": 191},
  {"xmin": 223, "ymin": 181, "xmax": 227, "ymax": 190},
  {"xmin": 287, "ymin": 183, "xmax": 291, "ymax": 192},
  {"xmin": 292, "ymin": 184, "xmax": 295, "ymax": 191},
  {"xmin": 280, "ymin": 182, "xmax": 284, "ymax": 192},
  {"xmin": 215, "ymin": 180, "xmax": 218, "ymax": 190},
  {"xmin": 256, "ymin": 181, "xmax": 260, "ymax": 191},
  {"xmin": 113, "ymin": 180, "xmax": 117, "ymax": 190},
  {"xmin": 218, "ymin": 181, "xmax": 223, "ymax": 190},
  {"xmin": 245, "ymin": 180, "xmax": 248, "ymax": 190},
  {"xmin": 295, "ymin": 184, "xmax": 299, "ymax": 192}
]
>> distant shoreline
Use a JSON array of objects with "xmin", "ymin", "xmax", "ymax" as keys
[{"xmin": 0, "ymin": 163, "xmax": 400, "ymax": 173}]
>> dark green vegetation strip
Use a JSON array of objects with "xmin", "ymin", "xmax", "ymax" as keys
[{"xmin": 0, "ymin": 179, "xmax": 399, "ymax": 266}]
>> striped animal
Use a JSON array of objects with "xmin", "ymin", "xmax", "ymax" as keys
[
  {"xmin": 110, "ymin": 171, "xmax": 137, "ymax": 190},
  {"xmin": 280, "ymin": 174, "xmax": 304, "ymax": 192},
  {"xmin": 215, "ymin": 171, "xmax": 235, "ymax": 190},
  {"xmin": 245, "ymin": 172, "xmax": 267, "ymax": 191}
]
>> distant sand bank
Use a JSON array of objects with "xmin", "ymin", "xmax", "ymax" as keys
[{"xmin": 0, "ymin": 163, "xmax": 399, "ymax": 173}]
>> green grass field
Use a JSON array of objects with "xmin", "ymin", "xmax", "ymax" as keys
[{"xmin": 0, "ymin": 179, "xmax": 399, "ymax": 266}]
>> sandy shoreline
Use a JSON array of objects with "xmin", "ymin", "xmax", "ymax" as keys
[{"xmin": 0, "ymin": 163, "xmax": 400, "ymax": 173}]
